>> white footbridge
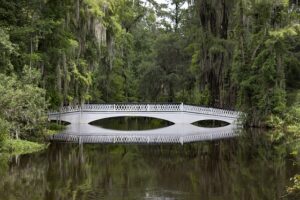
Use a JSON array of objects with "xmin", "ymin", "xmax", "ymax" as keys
[{"xmin": 48, "ymin": 103, "xmax": 243, "ymax": 144}]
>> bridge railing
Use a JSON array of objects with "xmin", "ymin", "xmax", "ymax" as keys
[
  {"xmin": 81, "ymin": 104, "xmax": 182, "ymax": 112},
  {"xmin": 49, "ymin": 103, "xmax": 241, "ymax": 118},
  {"xmin": 183, "ymin": 105, "xmax": 240, "ymax": 118}
]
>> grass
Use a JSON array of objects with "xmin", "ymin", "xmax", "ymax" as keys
[
  {"xmin": 46, "ymin": 129, "xmax": 60, "ymax": 136},
  {"xmin": 44, "ymin": 121, "xmax": 67, "ymax": 136},
  {"xmin": 0, "ymin": 139, "xmax": 47, "ymax": 155},
  {"xmin": 0, "ymin": 121, "xmax": 66, "ymax": 156}
]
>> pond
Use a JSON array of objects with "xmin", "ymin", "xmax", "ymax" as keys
[{"xmin": 0, "ymin": 128, "xmax": 299, "ymax": 200}]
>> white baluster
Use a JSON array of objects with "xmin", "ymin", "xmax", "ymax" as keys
[{"xmin": 179, "ymin": 137, "xmax": 183, "ymax": 145}]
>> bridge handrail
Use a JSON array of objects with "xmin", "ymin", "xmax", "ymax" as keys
[
  {"xmin": 182, "ymin": 105, "xmax": 240, "ymax": 118},
  {"xmin": 48, "ymin": 103, "xmax": 241, "ymax": 118}
]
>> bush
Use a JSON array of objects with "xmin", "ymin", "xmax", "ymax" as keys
[
  {"xmin": 265, "ymin": 114, "xmax": 284, "ymax": 129},
  {"xmin": 0, "ymin": 67, "xmax": 47, "ymax": 140},
  {"xmin": 287, "ymin": 174, "xmax": 300, "ymax": 196}
]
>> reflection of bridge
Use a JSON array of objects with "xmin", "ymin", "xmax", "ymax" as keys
[{"xmin": 48, "ymin": 103, "xmax": 242, "ymax": 144}]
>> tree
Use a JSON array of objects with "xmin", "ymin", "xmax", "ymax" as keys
[{"xmin": 0, "ymin": 67, "xmax": 46, "ymax": 139}]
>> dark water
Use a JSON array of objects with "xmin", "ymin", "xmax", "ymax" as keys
[
  {"xmin": 89, "ymin": 117, "xmax": 174, "ymax": 130},
  {"xmin": 89, "ymin": 117, "xmax": 230, "ymax": 130},
  {"xmin": 192, "ymin": 119, "xmax": 230, "ymax": 128},
  {"xmin": 0, "ymin": 129, "xmax": 299, "ymax": 200}
]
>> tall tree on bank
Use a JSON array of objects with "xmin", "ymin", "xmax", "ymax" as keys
[{"xmin": 232, "ymin": 0, "xmax": 300, "ymax": 126}]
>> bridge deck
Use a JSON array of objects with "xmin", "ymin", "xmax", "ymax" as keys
[{"xmin": 49, "ymin": 103, "xmax": 240, "ymax": 118}]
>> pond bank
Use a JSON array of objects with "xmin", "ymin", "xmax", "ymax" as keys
[
  {"xmin": 0, "ymin": 123, "xmax": 69, "ymax": 155},
  {"xmin": 0, "ymin": 139, "xmax": 47, "ymax": 156}
]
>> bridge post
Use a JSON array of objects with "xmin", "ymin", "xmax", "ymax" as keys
[
  {"xmin": 113, "ymin": 104, "xmax": 116, "ymax": 111},
  {"xmin": 79, "ymin": 106, "xmax": 82, "ymax": 123},
  {"xmin": 180, "ymin": 102, "xmax": 184, "ymax": 111},
  {"xmin": 179, "ymin": 137, "xmax": 183, "ymax": 145},
  {"xmin": 58, "ymin": 111, "xmax": 61, "ymax": 124},
  {"xmin": 147, "ymin": 104, "xmax": 150, "ymax": 111}
]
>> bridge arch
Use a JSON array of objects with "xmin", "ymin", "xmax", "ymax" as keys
[
  {"xmin": 49, "ymin": 111, "xmax": 237, "ymax": 125},
  {"xmin": 48, "ymin": 104, "xmax": 242, "ymax": 144},
  {"xmin": 84, "ymin": 112, "xmax": 184, "ymax": 124},
  {"xmin": 88, "ymin": 115, "xmax": 175, "ymax": 125},
  {"xmin": 48, "ymin": 103, "xmax": 240, "ymax": 125},
  {"xmin": 192, "ymin": 119, "xmax": 231, "ymax": 128}
]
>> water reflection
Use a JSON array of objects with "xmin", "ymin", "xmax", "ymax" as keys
[{"xmin": 0, "ymin": 129, "xmax": 299, "ymax": 200}]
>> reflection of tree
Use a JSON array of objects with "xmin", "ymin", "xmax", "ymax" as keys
[
  {"xmin": 0, "ymin": 130, "xmax": 298, "ymax": 199},
  {"xmin": 0, "ymin": 152, "xmax": 49, "ymax": 200},
  {"xmin": 223, "ymin": 130, "xmax": 289, "ymax": 200},
  {"xmin": 44, "ymin": 144, "xmax": 155, "ymax": 200}
]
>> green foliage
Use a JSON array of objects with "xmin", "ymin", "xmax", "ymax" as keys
[
  {"xmin": 0, "ymin": 67, "xmax": 46, "ymax": 140},
  {"xmin": 0, "ymin": 118, "xmax": 10, "ymax": 142},
  {"xmin": 232, "ymin": 0, "xmax": 300, "ymax": 126},
  {"xmin": 0, "ymin": 0, "xmax": 299, "ymax": 128},
  {"xmin": 265, "ymin": 114, "xmax": 284, "ymax": 129},
  {"xmin": 45, "ymin": 121, "xmax": 67, "ymax": 136},
  {"xmin": 287, "ymin": 174, "xmax": 300, "ymax": 196},
  {"xmin": 85, "ymin": 0, "xmax": 106, "ymax": 17},
  {"xmin": 176, "ymin": 85, "xmax": 211, "ymax": 105},
  {"xmin": 0, "ymin": 139, "xmax": 46, "ymax": 155},
  {"xmin": 0, "ymin": 28, "xmax": 16, "ymax": 72},
  {"xmin": 285, "ymin": 103, "xmax": 300, "ymax": 136}
]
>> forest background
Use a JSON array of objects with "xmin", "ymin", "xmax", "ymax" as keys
[{"xmin": 0, "ymin": 0, "xmax": 299, "ymax": 141}]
